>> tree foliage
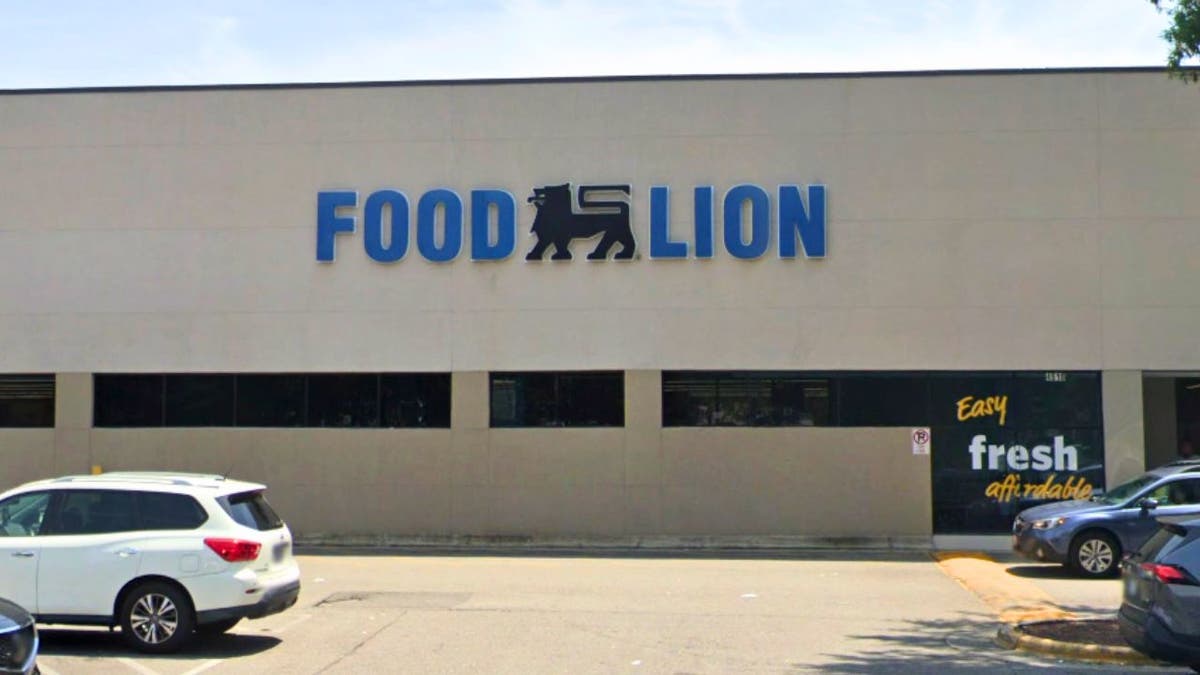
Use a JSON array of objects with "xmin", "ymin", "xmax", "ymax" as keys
[{"xmin": 1152, "ymin": 0, "xmax": 1200, "ymax": 80}]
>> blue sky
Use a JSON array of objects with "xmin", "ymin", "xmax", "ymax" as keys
[{"xmin": 0, "ymin": 1, "xmax": 1176, "ymax": 88}]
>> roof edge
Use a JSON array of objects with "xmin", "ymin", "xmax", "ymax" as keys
[{"xmin": 0, "ymin": 66, "xmax": 1184, "ymax": 96}]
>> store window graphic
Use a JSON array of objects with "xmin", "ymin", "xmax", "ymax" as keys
[{"xmin": 930, "ymin": 372, "xmax": 1105, "ymax": 535}]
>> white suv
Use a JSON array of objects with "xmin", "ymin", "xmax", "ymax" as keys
[{"xmin": 0, "ymin": 472, "xmax": 300, "ymax": 653}]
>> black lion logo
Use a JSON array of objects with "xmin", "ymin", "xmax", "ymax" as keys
[{"xmin": 525, "ymin": 183, "xmax": 635, "ymax": 261}]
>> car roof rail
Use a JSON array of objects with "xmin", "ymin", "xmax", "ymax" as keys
[{"xmin": 50, "ymin": 472, "xmax": 228, "ymax": 487}]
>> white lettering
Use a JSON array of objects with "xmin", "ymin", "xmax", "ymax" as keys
[
  {"xmin": 988, "ymin": 444, "xmax": 1006, "ymax": 471},
  {"xmin": 1031, "ymin": 445, "xmax": 1053, "ymax": 471},
  {"xmin": 968, "ymin": 435, "xmax": 987, "ymax": 470},
  {"xmin": 1054, "ymin": 436, "xmax": 1078, "ymax": 471},
  {"xmin": 1008, "ymin": 445, "xmax": 1029, "ymax": 470},
  {"xmin": 966, "ymin": 434, "xmax": 1078, "ymax": 472}
]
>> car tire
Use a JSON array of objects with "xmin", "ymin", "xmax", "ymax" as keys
[
  {"xmin": 195, "ymin": 618, "xmax": 241, "ymax": 636},
  {"xmin": 1069, "ymin": 531, "xmax": 1121, "ymax": 577},
  {"xmin": 119, "ymin": 581, "xmax": 195, "ymax": 653}
]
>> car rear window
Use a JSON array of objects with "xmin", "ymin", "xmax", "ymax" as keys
[{"xmin": 219, "ymin": 491, "xmax": 283, "ymax": 531}]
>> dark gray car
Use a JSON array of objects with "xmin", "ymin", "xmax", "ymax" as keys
[
  {"xmin": 1119, "ymin": 515, "xmax": 1200, "ymax": 669},
  {"xmin": 1013, "ymin": 459, "xmax": 1200, "ymax": 577},
  {"xmin": 0, "ymin": 597, "xmax": 37, "ymax": 675}
]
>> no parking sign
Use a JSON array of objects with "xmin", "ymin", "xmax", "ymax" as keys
[{"xmin": 911, "ymin": 427, "xmax": 931, "ymax": 455}]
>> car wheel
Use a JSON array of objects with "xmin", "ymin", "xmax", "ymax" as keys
[
  {"xmin": 120, "ymin": 581, "xmax": 195, "ymax": 653},
  {"xmin": 195, "ymin": 618, "xmax": 241, "ymax": 636},
  {"xmin": 1070, "ymin": 531, "xmax": 1121, "ymax": 577}
]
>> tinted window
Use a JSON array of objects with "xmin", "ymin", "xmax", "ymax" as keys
[
  {"xmin": 0, "ymin": 375, "xmax": 54, "ymax": 428},
  {"xmin": 838, "ymin": 375, "xmax": 929, "ymax": 427},
  {"xmin": 94, "ymin": 375, "xmax": 163, "ymax": 427},
  {"xmin": 490, "ymin": 372, "xmax": 624, "ymax": 427},
  {"xmin": 51, "ymin": 490, "xmax": 137, "ymax": 534},
  {"xmin": 0, "ymin": 492, "xmax": 50, "ymax": 537},
  {"xmin": 307, "ymin": 374, "xmax": 379, "ymax": 427},
  {"xmin": 220, "ymin": 491, "xmax": 283, "ymax": 531},
  {"xmin": 662, "ymin": 372, "xmax": 830, "ymax": 427},
  {"xmin": 236, "ymin": 374, "xmax": 306, "ymax": 427},
  {"xmin": 165, "ymin": 375, "xmax": 235, "ymax": 426},
  {"xmin": 381, "ymin": 374, "xmax": 451, "ymax": 428},
  {"xmin": 136, "ymin": 492, "xmax": 208, "ymax": 530}
]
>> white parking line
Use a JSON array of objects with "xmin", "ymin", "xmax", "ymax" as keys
[
  {"xmin": 265, "ymin": 613, "xmax": 311, "ymax": 635},
  {"xmin": 180, "ymin": 659, "xmax": 224, "ymax": 675},
  {"xmin": 117, "ymin": 657, "xmax": 162, "ymax": 675}
]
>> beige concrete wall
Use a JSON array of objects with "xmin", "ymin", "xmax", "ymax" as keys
[
  {"xmin": 0, "ymin": 71, "xmax": 1198, "ymax": 374},
  {"xmin": 0, "ymin": 430, "xmax": 56, "ymax": 488},
  {"xmin": 1103, "ymin": 370, "xmax": 1144, "ymax": 487},
  {"xmin": 56, "ymin": 370, "xmax": 932, "ymax": 539}
]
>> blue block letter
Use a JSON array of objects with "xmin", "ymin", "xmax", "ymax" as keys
[
  {"xmin": 417, "ymin": 189, "xmax": 463, "ymax": 263},
  {"xmin": 471, "ymin": 190, "xmax": 516, "ymax": 261},
  {"xmin": 649, "ymin": 186, "xmax": 687, "ymax": 259},
  {"xmin": 694, "ymin": 186, "xmax": 714, "ymax": 259},
  {"xmin": 316, "ymin": 191, "xmax": 358, "ymax": 262},
  {"xmin": 723, "ymin": 185, "xmax": 770, "ymax": 259},
  {"xmin": 779, "ymin": 185, "xmax": 826, "ymax": 258},
  {"xmin": 363, "ymin": 190, "xmax": 409, "ymax": 263}
]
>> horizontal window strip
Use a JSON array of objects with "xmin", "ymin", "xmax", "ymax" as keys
[{"xmin": 0, "ymin": 375, "xmax": 55, "ymax": 399}]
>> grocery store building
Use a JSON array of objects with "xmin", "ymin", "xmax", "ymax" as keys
[{"xmin": 1, "ymin": 67, "xmax": 1196, "ymax": 547}]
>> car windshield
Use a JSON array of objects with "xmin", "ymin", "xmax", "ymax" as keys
[{"xmin": 1095, "ymin": 474, "xmax": 1159, "ymax": 505}]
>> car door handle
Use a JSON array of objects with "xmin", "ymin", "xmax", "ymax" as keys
[
  {"xmin": 11, "ymin": 551, "xmax": 34, "ymax": 558},
  {"xmin": 115, "ymin": 548, "xmax": 138, "ymax": 558}
]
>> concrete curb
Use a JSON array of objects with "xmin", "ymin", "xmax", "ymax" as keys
[
  {"xmin": 995, "ymin": 622, "xmax": 1161, "ymax": 666},
  {"xmin": 294, "ymin": 534, "xmax": 934, "ymax": 551}
]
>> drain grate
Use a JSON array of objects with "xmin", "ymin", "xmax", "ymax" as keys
[{"xmin": 317, "ymin": 591, "xmax": 471, "ymax": 609}]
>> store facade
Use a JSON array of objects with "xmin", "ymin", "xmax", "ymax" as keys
[{"xmin": 0, "ymin": 68, "xmax": 1189, "ymax": 545}]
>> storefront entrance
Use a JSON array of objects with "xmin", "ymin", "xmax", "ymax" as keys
[{"xmin": 1143, "ymin": 374, "xmax": 1200, "ymax": 469}]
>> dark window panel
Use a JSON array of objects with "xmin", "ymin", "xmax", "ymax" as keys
[
  {"xmin": 490, "ymin": 372, "xmax": 623, "ymax": 427},
  {"xmin": 0, "ymin": 375, "xmax": 54, "ymax": 428},
  {"xmin": 307, "ymin": 374, "xmax": 379, "ymax": 428},
  {"xmin": 559, "ymin": 373, "xmax": 624, "ymax": 426},
  {"xmin": 838, "ymin": 375, "xmax": 929, "ymax": 427},
  {"xmin": 94, "ymin": 375, "xmax": 164, "ymax": 427},
  {"xmin": 381, "ymin": 374, "xmax": 451, "ymax": 428},
  {"xmin": 662, "ymin": 372, "xmax": 718, "ymax": 426},
  {"xmin": 236, "ymin": 375, "xmax": 306, "ymax": 427},
  {"xmin": 164, "ymin": 375, "xmax": 235, "ymax": 427},
  {"xmin": 663, "ymin": 371, "xmax": 829, "ymax": 427}
]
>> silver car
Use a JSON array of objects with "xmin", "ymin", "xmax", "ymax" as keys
[{"xmin": 1119, "ymin": 515, "xmax": 1200, "ymax": 669}]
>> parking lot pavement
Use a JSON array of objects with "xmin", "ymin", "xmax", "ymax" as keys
[
  {"xmin": 995, "ymin": 556, "xmax": 1125, "ymax": 619},
  {"xmin": 33, "ymin": 551, "xmax": 1191, "ymax": 674}
]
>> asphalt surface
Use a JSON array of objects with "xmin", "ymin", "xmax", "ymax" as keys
[{"xmin": 30, "ymin": 550, "xmax": 1194, "ymax": 674}]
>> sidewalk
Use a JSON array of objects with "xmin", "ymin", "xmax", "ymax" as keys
[{"xmin": 934, "ymin": 551, "xmax": 1161, "ymax": 666}]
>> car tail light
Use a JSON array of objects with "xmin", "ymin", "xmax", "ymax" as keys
[
  {"xmin": 204, "ymin": 538, "xmax": 262, "ymax": 562},
  {"xmin": 1140, "ymin": 562, "xmax": 1197, "ymax": 585}
]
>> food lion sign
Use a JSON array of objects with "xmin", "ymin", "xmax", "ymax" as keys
[{"xmin": 316, "ymin": 182, "xmax": 826, "ymax": 263}]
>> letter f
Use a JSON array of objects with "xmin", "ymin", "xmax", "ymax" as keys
[{"xmin": 968, "ymin": 435, "xmax": 988, "ymax": 470}]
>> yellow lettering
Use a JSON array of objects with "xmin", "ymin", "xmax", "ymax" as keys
[
  {"xmin": 957, "ymin": 396, "xmax": 973, "ymax": 422},
  {"xmin": 955, "ymin": 394, "xmax": 1008, "ymax": 425}
]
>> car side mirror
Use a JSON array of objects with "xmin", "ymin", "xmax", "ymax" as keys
[{"xmin": 1140, "ymin": 497, "xmax": 1159, "ymax": 512}]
